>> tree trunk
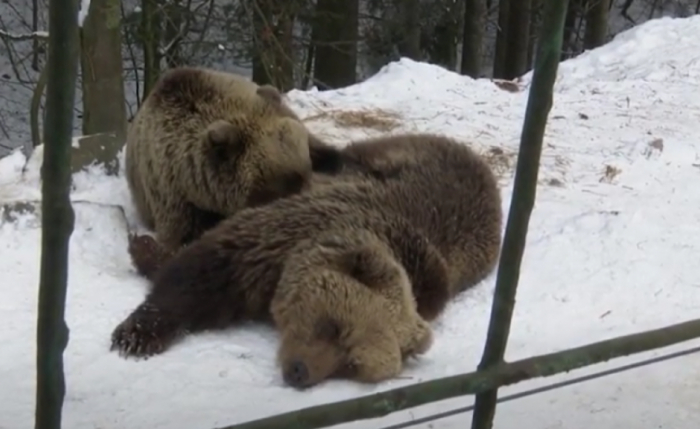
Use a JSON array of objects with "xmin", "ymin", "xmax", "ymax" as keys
[
  {"xmin": 492, "ymin": 0, "xmax": 510, "ymax": 78},
  {"xmin": 397, "ymin": 0, "xmax": 421, "ymax": 61},
  {"xmin": 461, "ymin": 0, "xmax": 485, "ymax": 78},
  {"xmin": 312, "ymin": 0, "xmax": 359, "ymax": 90},
  {"xmin": 251, "ymin": 0, "xmax": 273, "ymax": 86},
  {"xmin": 562, "ymin": 0, "xmax": 582, "ymax": 59},
  {"xmin": 502, "ymin": 0, "xmax": 532, "ymax": 79},
  {"xmin": 163, "ymin": 0, "xmax": 183, "ymax": 68},
  {"xmin": 583, "ymin": 0, "xmax": 609, "ymax": 50},
  {"xmin": 470, "ymin": 0, "xmax": 569, "ymax": 427},
  {"xmin": 250, "ymin": 0, "xmax": 297, "ymax": 90},
  {"xmin": 34, "ymin": 0, "xmax": 80, "ymax": 427},
  {"xmin": 32, "ymin": 0, "xmax": 40, "ymax": 71},
  {"xmin": 527, "ymin": 0, "xmax": 543, "ymax": 68},
  {"xmin": 80, "ymin": 0, "xmax": 127, "ymax": 140},
  {"xmin": 429, "ymin": 0, "xmax": 462, "ymax": 70},
  {"xmin": 140, "ymin": 0, "xmax": 162, "ymax": 101}
]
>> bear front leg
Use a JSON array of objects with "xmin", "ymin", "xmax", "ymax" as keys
[{"xmin": 112, "ymin": 237, "xmax": 240, "ymax": 358}]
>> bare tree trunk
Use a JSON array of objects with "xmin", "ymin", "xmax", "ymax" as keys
[
  {"xmin": 397, "ymin": 0, "xmax": 421, "ymax": 60},
  {"xmin": 251, "ymin": 0, "xmax": 273, "ymax": 86},
  {"xmin": 583, "ymin": 0, "xmax": 609, "ymax": 50},
  {"xmin": 470, "ymin": 0, "xmax": 569, "ymax": 427},
  {"xmin": 562, "ymin": 0, "xmax": 582, "ymax": 59},
  {"xmin": 492, "ymin": 0, "xmax": 510, "ymax": 78},
  {"xmin": 31, "ymin": 0, "xmax": 39, "ymax": 71},
  {"xmin": 141, "ymin": 0, "xmax": 162, "ymax": 101},
  {"xmin": 502, "ymin": 0, "xmax": 532, "ymax": 79},
  {"xmin": 163, "ymin": 0, "xmax": 183, "ymax": 68},
  {"xmin": 429, "ymin": 0, "xmax": 462, "ymax": 70},
  {"xmin": 527, "ymin": 0, "xmax": 543, "ymax": 68},
  {"xmin": 272, "ymin": 10, "xmax": 296, "ymax": 91},
  {"xmin": 312, "ymin": 0, "xmax": 359, "ymax": 90},
  {"xmin": 250, "ymin": 0, "xmax": 297, "ymax": 90},
  {"xmin": 34, "ymin": 0, "xmax": 80, "ymax": 427},
  {"xmin": 461, "ymin": 0, "xmax": 485, "ymax": 77},
  {"xmin": 80, "ymin": 0, "xmax": 127, "ymax": 139}
]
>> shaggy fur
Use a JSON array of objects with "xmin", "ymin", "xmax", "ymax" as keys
[
  {"xmin": 112, "ymin": 133, "xmax": 503, "ymax": 388},
  {"xmin": 124, "ymin": 66, "xmax": 348, "ymax": 254}
]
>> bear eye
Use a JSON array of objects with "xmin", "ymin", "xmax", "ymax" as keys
[
  {"xmin": 315, "ymin": 317, "xmax": 341, "ymax": 342},
  {"xmin": 337, "ymin": 361, "xmax": 358, "ymax": 378}
]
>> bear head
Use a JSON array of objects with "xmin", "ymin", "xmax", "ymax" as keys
[
  {"xmin": 201, "ymin": 114, "xmax": 314, "ymax": 209},
  {"xmin": 270, "ymin": 230, "xmax": 434, "ymax": 389}
]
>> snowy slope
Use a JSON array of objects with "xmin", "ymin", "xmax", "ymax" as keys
[{"xmin": 3, "ymin": 14, "xmax": 700, "ymax": 429}]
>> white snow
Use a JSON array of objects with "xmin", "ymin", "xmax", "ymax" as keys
[
  {"xmin": 78, "ymin": 0, "xmax": 91, "ymax": 27},
  {"xmin": 2, "ymin": 14, "xmax": 700, "ymax": 429}
]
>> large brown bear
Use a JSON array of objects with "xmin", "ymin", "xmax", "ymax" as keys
[
  {"xmin": 112, "ymin": 133, "xmax": 503, "ymax": 388},
  {"xmin": 124, "ymin": 66, "xmax": 351, "ymax": 259}
]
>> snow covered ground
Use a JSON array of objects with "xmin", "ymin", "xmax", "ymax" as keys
[{"xmin": 3, "ymin": 14, "xmax": 700, "ymax": 429}]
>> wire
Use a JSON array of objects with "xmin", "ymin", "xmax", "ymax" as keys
[{"xmin": 381, "ymin": 344, "xmax": 700, "ymax": 429}]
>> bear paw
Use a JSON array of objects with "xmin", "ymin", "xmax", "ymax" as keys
[
  {"xmin": 110, "ymin": 302, "xmax": 182, "ymax": 359},
  {"xmin": 128, "ymin": 233, "xmax": 173, "ymax": 280}
]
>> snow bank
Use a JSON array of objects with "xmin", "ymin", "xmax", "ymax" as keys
[{"xmin": 2, "ymin": 15, "xmax": 700, "ymax": 429}]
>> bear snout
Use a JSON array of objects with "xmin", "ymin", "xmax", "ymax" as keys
[{"xmin": 283, "ymin": 359, "xmax": 310, "ymax": 389}]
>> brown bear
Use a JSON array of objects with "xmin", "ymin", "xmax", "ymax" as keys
[
  {"xmin": 111, "ymin": 133, "xmax": 503, "ymax": 388},
  {"xmin": 124, "ymin": 66, "xmax": 351, "ymax": 261}
]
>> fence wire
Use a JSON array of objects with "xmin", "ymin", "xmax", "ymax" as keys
[{"xmin": 382, "ymin": 343, "xmax": 700, "ymax": 429}]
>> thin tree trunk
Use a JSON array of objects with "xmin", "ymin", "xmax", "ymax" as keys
[
  {"xmin": 163, "ymin": 0, "xmax": 183, "ymax": 68},
  {"xmin": 583, "ymin": 0, "xmax": 609, "ymax": 50},
  {"xmin": 271, "ymin": 7, "xmax": 296, "ymax": 91},
  {"xmin": 31, "ymin": 0, "xmax": 39, "ymax": 71},
  {"xmin": 492, "ymin": 0, "xmax": 510, "ymax": 78},
  {"xmin": 80, "ymin": 0, "xmax": 127, "ymax": 139},
  {"xmin": 461, "ymin": 0, "xmax": 485, "ymax": 78},
  {"xmin": 470, "ymin": 0, "xmax": 569, "ymax": 427},
  {"xmin": 398, "ymin": 0, "xmax": 421, "ymax": 60},
  {"xmin": 502, "ymin": 0, "xmax": 532, "ymax": 79},
  {"xmin": 34, "ymin": 0, "xmax": 80, "ymax": 427},
  {"xmin": 251, "ymin": 0, "xmax": 273, "ymax": 86},
  {"xmin": 141, "ymin": 0, "xmax": 162, "ymax": 101},
  {"xmin": 429, "ymin": 0, "xmax": 462, "ymax": 70},
  {"xmin": 312, "ymin": 0, "xmax": 359, "ymax": 90},
  {"xmin": 220, "ymin": 315, "xmax": 700, "ymax": 429}
]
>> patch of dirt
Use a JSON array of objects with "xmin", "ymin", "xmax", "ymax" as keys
[
  {"xmin": 480, "ymin": 145, "xmax": 517, "ymax": 179},
  {"xmin": 600, "ymin": 164, "xmax": 622, "ymax": 183}
]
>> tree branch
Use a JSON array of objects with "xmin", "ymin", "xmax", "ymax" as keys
[
  {"xmin": 0, "ymin": 29, "xmax": 49, "ymax": 41},
  {"xmin": 217, "ymin": 316, "xmax": 700, "ymax": 429}
]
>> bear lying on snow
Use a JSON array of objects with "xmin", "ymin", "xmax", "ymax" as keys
[
  {"xmin": 124, "ymin": 66, "xmax": 355, "ymax": 265},
  {"xmin": 112, "ymin": 133, "xmax": 503, "ymax": 388}
]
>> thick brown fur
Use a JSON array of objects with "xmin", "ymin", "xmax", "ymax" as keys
[
  {"xmin": 124, "ymin": 66, "xmax": 350, "ymax": 255},
  {"xmin": 113, "ymin": 133, "xmax": 503, "ymax": 387}
]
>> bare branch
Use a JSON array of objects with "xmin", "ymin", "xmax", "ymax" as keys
[{"xmin": 0, "ymin": 29, "xmax": 49, "ymax": 41}]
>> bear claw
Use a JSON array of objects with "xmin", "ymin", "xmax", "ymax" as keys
[{"xmin": 110, "ymin": 304, "xmax": 180, "ymax": 359}]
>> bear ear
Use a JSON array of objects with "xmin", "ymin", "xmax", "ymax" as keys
[
  {"xmin": 204, "ymin": 119, "xmax": 245, "ymax": 162},
  {"xmin": 340, "ymin": 247, "xmax": 399, "ymax": 291},
  {"xmin": 256, "ymin": 84, "xmax": 283, "ymax": 105}
]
